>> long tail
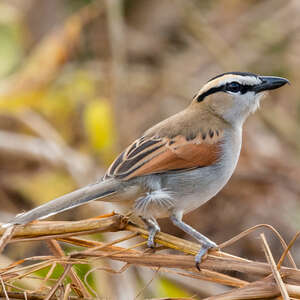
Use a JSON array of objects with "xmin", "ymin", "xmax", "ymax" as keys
[{"xmin": 2, "ymin": 178, "xmax": 121, "ymax": 227}]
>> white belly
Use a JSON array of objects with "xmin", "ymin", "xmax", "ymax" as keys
[{"xmin": 133, "ymin": 127, "xmax": 242, "ymax": 219}]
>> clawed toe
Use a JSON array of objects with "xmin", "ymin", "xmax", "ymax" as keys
[
  {"xmin": 195, "ymin": 244, "xmax": 218, "ymax": 271},
  {"xmin": 147, "ymin": 237, "xmax": 156, "ymax": 248},
  {"xmin": 141, "ymin": 217, "xmax": 160, "ymax": 249}
]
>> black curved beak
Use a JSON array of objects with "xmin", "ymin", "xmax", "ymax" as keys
[{"xmin": 254, "ymin": 76, "xmax": 290, "ymax": 93}]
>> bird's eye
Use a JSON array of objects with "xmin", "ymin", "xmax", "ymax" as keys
[{"xmin": 226, "ymin": 82, "xmax": 241, "ymax": 93}]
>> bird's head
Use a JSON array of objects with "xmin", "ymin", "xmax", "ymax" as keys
[{"xmin": 192, "ymin": 72, "xmax": 289, "ymax": 126}]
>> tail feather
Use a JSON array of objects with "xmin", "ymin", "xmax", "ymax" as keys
[{"xmin": 2, "ymin": 179, "xmax": 120, "ymax": 227}]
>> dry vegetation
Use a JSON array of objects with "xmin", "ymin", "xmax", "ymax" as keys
[
  {"xmin": 0, "ymin": 0, "xmax": 300, "ymax": 298},
  {"xmin": 1, "ymin": 214, "xmax": 300, "ymax": 299}
]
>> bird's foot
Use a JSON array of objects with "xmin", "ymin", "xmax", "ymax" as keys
[
  {"xmin": 147, "ymin": 225, "xmax": 160, "ymax": 248},
  {"xmin": 195, "ymin": 241, "xmax": 218, "ymax": 271},
  {"xmin": 147, "ymin": 234, "xmax": 156, "ymax": 248},
  {"xmin": 141, "ymin": 217, "xmax": 160, "ymax": 249}
]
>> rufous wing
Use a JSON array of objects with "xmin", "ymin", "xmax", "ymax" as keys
[{"xmin": 105, "ymin": 130, "xmax": 223, "ymax": 181}]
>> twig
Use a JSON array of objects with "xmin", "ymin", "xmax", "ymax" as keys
[
  {"xmin": 44, "ymin": 264, "xmax": 71, "ymax": 300},
  {"xmin": 63, "ymin": 283, "xmax": 71, "ymax": 300},
  {"xmin": 43, "ymin": 262, "xmax": 56, "ymax": 282},
  {"xmin": 135, "ymin": 267, "xmax": 160, "ymax": 299},
  {"xmin": 126, "ymin": 223, "xmax": 248, "ymax": 262},
  {"xmin": 2, "ymin": 216, "xmax": 300, "ymax": 280},
  {"xmin": 0, "ymin": 291, "xmax": 84, "ymax": 300},
  {"xmin": 204, "ymin": 276, "xmax": 280, "ymax": 300},
  {"xmin": 176, "ymin": 268, "xmax": 248, "ymax": 288},
  {"xmin": 83, "ymin": 263, "xmax": 130, "ymax": 297},
  {"xmin": 261, "ymin": 233, "xmax": 290, "ymax": 300},
  {"xmin": 47, "ymin": 240, "xmax": 90, "ymax": 298},
  {"xmin": 2, "ymin": 215, "xmax": 300, "ymax": 299},
  {"xmin": 0, "ymin": 214, "xmax": 126, "ymax": 239},
  {"xmin": 219, "ymin": 223, "xmax": 296, "ymax": 268},
  {"xmin": 0, "ymin": 226, "xmax": 16, "ymax": 254},
  {"xmin": 278, "ymin": 232, "xmax": 300, "ymax": 269},
  {"xmin": 0, "ymin": 277, "xmax": 9, "ymax": 300},
  {"xmin": 78, "ymin": 232, "xmax": 138, "ymax": 255}
]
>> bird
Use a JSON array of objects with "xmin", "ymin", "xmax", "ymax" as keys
[{"xmin": 2, "ymin": 71, "xmax": 289, "ymax": 269}]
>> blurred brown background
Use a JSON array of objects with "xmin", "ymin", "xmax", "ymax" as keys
[{"xmin": 0, "ymin": 0, "xmax": 300, "ymax": 298}]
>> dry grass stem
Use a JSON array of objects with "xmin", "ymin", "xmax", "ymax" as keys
[
  {"xmin": 1, "ymin": 214, "xmax": 300, "ymax": 299},
  {"xmin": 44, "ymin": 264, "xmax": 71, "ymax": 300},
  {"xmin": 219, "ymin": 224, "xmax": 296, "ymax": 268},
  {"xmin": 63, "ymin": 283, "xmax": 71, "ymax": 300},
  {"xmin": 0, "ymin": 214, "xmax": 125, "ymax": 240},
  {"xmin": 0, "ymin": 276, "xmax": 9, "ymax": 300},
  {"xmin": 278, "ymin": 232, "xmax": 300, "ymax": 269},
  {"xmin": 261, "ymin": 233, "xmax": 290, "ymax": 300},
  {"xmin": 47, "ymin": 240, "xmax": 90, "ymax": 298},
  {"xmin": 0, "ymin": 226, "xmax": 16, "ymax": 254}
]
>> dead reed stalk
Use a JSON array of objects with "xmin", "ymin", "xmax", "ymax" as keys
[{"xmin": 0, "ymin": 213, "xmax": 299, "ymax": 299}]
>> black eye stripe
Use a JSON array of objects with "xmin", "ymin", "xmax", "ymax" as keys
[
  {"xmin": 196, "ymin": 83, "xmax": 255, "ymax": 102},
  {"xmin": 239, "ymin": 85, "xmax": 255, "ymax": 94},
  {"xmin": 196, "ymin": 86, "xmax": 225, "ymax": 102}
]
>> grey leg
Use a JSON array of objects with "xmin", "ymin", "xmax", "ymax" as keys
[
  {"xmin": 170, "ymin": 212, "xmax": 218, "ymax": 270},
  {"xmin": 141, "ymin": 217, "xmax": 160, "ymax": 248}
]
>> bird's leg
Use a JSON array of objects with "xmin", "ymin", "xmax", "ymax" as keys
[
  {"xmin": 141, "ymin": 217, "xmax": 160, "ymax": 248},
  {"xmin": 170, "ymin": 212, "xmax": 218, "ymax": 270}
]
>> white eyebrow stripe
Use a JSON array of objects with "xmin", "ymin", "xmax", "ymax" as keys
[{"xmin": 198, "ymin": 74, "xmax": 262, "ymax": 95}]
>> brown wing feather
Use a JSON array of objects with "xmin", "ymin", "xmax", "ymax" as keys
[{"xmin": 105, "ymin": 130, "xmax": 223, "ymax": 181}]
